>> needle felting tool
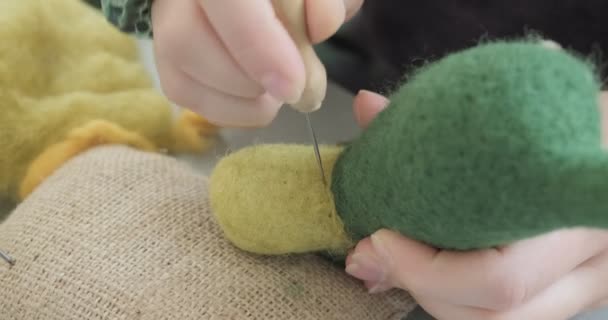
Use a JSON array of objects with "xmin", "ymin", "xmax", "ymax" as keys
[
  {"xmin": 272, "ymin": 0, "xmax": 329, "ymax": 185},
  {"xmin": 0, "ymin": 249, "xmax": 15, "ymax": 266}
]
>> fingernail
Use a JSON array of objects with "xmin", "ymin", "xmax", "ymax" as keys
[
  {"xmin": 370, "ymin": 232, "xmax": 391, "ymax": 263},
  {"xmin": 345, "ymin": 253, "xmax": 386, "ymax": 284},
  {"xmin": 261, "ymin": 73, "xmax": 300, "ymax": 103}
]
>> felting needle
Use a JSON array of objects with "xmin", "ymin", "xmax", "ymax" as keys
[
  {"xmin": 0, "ymin": 249, "xmax": 15, "ymax": 266},
  {"xmin": 272, "ymin": 0, "xmax": 330, "ymax": 186},
  {"xmin": 305, "ymin": 113, "xmax": 327, "ymax": 185}
]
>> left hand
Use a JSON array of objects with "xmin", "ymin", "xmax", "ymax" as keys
[{"xmin": 346, "ymin": 90, "xmax": 608, "ymax": 320}]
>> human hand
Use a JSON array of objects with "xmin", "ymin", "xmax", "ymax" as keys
[
  {"xmin": 348, "ymin": 90, "xmax": 608, "ymax": 320},
  {"xmin": 151, "ymin": 0, "xmax": 363, "ymax": 127}
]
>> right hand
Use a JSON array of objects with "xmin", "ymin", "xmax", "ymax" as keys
[
  {"xmin": 349, "ymin": 89, "xmax": 608, "ymax": 320},
  {"xmin": 151, "ymin": 0, "xmax": 364, "ymax": 127}
]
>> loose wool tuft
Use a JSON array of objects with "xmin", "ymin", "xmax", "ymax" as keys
[
  {"xmin": 0, "ymin": 0, "xmax": 217, "ymax": 201},
  {"xmin": 331, "ymin": 41, "xmax": 606, "ymax": 250},
  {"xmin": 209, "ymin": 145, "xmax": 352, "ymax": 255}
]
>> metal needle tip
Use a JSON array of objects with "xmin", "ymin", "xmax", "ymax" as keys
[
  {"xmin": 0, "ymin": 249, "xmax": 15, "ymax": 266},
  {"xmin": 305, "ymin": 113, "xmax": 327, "ymax": 186}
]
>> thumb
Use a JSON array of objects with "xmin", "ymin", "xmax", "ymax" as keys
[
  {"xmin": 345, "ymin": 229, "xmax": 438, "ymax": 294},
  {"xmin": 306, "ymin": 0, "xmax": 364, "ymax": 43},
  {"xmin": 353, "ymin": 89, "xmax": 390, "ymax": 129}
]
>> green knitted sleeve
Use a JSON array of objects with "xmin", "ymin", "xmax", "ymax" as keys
[{"xmin": 84, "ymin": 0, "xmax": 154, "ymax": 38}]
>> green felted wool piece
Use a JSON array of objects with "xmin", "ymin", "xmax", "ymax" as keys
[{"xmin": 331, "ymin": 40, "xmax": 607, "ymax": 250}]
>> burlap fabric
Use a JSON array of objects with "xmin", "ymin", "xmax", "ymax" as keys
[{"xmin": 0, "ymin": 146, "xmax": 416, "ymax": 319}]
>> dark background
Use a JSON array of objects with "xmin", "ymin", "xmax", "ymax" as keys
[{"xmin": 322, "ymin": 0, "xmax": 608, "ymax": 94}]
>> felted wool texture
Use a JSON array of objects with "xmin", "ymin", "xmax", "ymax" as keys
[
  {"xmin": 209, "ymin": 144, "xmax": 352, "ymax": 255},
  {"xmin": 0, "ymin": 0, "xmax": 216, "ymax": 201},
  {"xmin": 332, "ymin": 40, "xmax": 606, "ymax": 250},
  {"xmin": 0, "ymin": 145, "xmax": 416, "ymax": 320}
]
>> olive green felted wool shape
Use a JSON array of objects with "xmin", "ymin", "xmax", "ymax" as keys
[
  {"xmin": 331, "ymin": 40, "xmax": 606, "ymax": 250},
  {"xmin": 210, "ymin": 40, "xmax": 607, "ymax": 256}
]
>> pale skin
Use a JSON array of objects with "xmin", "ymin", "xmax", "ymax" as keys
[
  {"xmin": 149, "ymin": 1, "xmax": 608, "ymax": 318},
  {"xmin": 151, "ymin": 0, "xmax": 363, "ymax": 127}
]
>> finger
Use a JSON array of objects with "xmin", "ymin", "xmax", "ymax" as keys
[
  {"xmin": 417, "ymin": 251, "xmax": 608, "ymax": 320},
  {"xmin": 305, "ymin": 0, "xmax": 345, "ymax": 43},
  {"xmin": 497, "ymin": 250, "xmax": 608, "ymax": 320},
  {"xmin": 353, "ymin": 90, "xmax": 389, "ymax": 128},
  {"xmin": 157, "ymin": 64, "xmax": 282, "ymax": 127},
  {"xmin": 306, "ymin": 0, "xmax": 365, "ymax": 43},
  {"xmin": 488, "ymin": 229, "xmax": 608, "ymax": 304},
  {"xmin": 345, "ymin": 238, "xmax": 385, "ymax": 291},
  {"xmin": 401, "ymin": 229, "xmax": 607, "ymax": 309},
  {"xmin": 200, "ymin": 0, "xmax": 306, "ymax": 103},
  {"xmin": 345, "ymin": 237, "xmax": 395, "ymax": 293},
  {"xmin": 348, "ymin": 228, "xmax": 608, "ymax": 310},
  {"xmin": 152, "ymin": 0, "xmax": 263, "ymax": 98},
  {"xmin": 344, "ymin": 0, "xmax": 364, "ymax": 21}
]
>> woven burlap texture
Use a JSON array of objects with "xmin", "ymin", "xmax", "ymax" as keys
[{"xmin": 0, "ymin": 145, "xmax": 416, "ymax": 319}]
